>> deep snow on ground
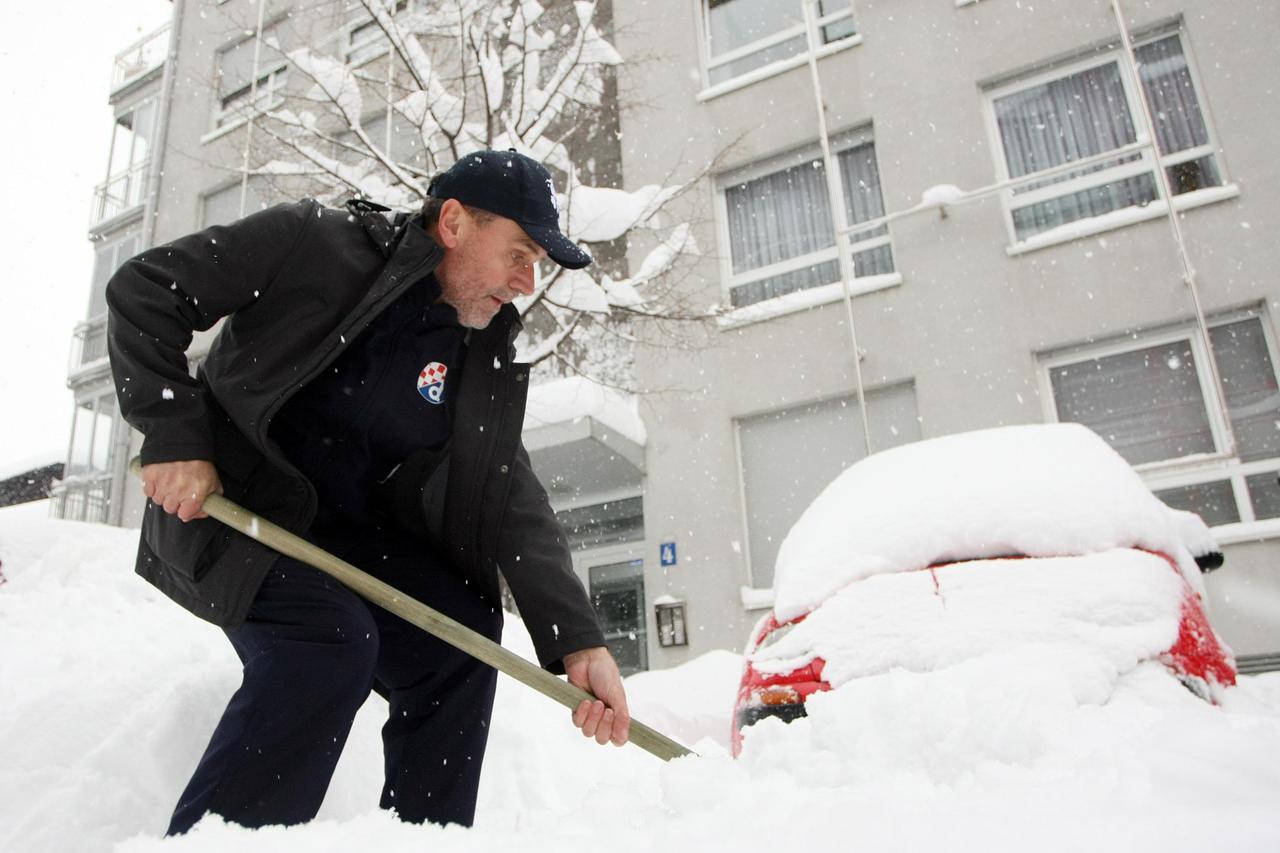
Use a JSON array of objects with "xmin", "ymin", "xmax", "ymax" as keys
[{"xmin": 2, "ymin": 502, "xmax": 1280, "ymax": 852}]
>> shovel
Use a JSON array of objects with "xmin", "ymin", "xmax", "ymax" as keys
[{"xmin": 130, "ymin": 458, "xmax": 693, "ymax": 762}]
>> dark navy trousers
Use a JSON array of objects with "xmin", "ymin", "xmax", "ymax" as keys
[{"xmin": 167, "ymin": 526, "xmax": 502, "ymax": 835}]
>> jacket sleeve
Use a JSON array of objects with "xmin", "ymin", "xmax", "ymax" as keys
[
  {"xmin": 496, "ymin": 444, "xmax": 606, "ymax": 674},
  {"xmin": 106, "ymin": 201, "xmax": 315, "ymax": 464}
]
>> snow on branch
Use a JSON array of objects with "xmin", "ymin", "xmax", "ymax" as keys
[{"xmin": 246, "ymin": 0, "xmax": 715, "ymax": 384}]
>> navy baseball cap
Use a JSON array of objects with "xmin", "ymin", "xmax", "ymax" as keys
[{"xmin": 427, "ymin": 149, "xmax": 592, "ymax": 270}]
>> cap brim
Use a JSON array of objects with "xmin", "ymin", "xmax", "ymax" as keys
[{"xmin": 521, "ymin": 222, "xmax": 593, "ymax": 270}]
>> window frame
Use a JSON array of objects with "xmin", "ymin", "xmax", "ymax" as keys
[
  {"xmin": 65, "ymin": 390, "xmax": 120, "ymax": 481},
  {"xmin": 92, "ymin": 97, "xmax": 158, "ymax": 224},
  {"xmin": 87, "ymin": 229, "xmax": 142, "ymax": 320},
  {"xmin": 214, "ymin": 64, "xmax": 288, "ymax": 130},
  {"xmin": 696, "ymin": 0, "xmax": 862, "ymax": 98},
  {"xmin": 982, "ymin": 26, "xmax": 1230, "ymax": 250},
  {"xmin": 342, "ymin": 0, "xmax": 419, "ymax": 67},
  {"xmin": 714, "ymin": 128, "xmax": 900, "ymax": 323},
  {"xmin": 211, "ymin": 24, "xmax": 291, "ymax": 133},
  {"xmin": 1037, "ymin": 307, "xmax": 1280, "ymax": 538},
  {"xmin": 200, "ymin": 175, "xmax": 275, "ymax": 228}
]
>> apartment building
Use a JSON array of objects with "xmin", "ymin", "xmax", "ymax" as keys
[
  {"xmin": 59, "ymin": 0, "xmax": 1279, "ymax": 676},
  {"xmin": 613, "ymin": 0, "xmax": 1279, "ymax": 673}
]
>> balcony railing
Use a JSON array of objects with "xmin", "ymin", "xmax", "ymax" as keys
[
  {"xmin": 70, "ymin": 315, "xmax": 109, "ymax": 374},
  {"xmin": 91, "ymin": 160, "xmax": 149, "ymax": 225},
  {"xmin": 49, "ymin": 474, "xmax": 112, "ymax": 524},
  {"xmin": 112, "ymin": 23, "xmax": 171, "ymax": 92}
]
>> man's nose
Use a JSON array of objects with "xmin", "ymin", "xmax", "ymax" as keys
[{"xmin": 511, "ymin": 265, "xmax": 536, "ymax": 295}]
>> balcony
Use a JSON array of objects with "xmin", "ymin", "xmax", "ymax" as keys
[
  {"xmin": 91, "ymin": 160, "xmax": 149, "ymax": 226},
  {"xmin": 50, "ymin": 474, "xmax": 112, "ymax": 524},
  {"xmin": 69, "ymin": 315, "xmax": 109, "ymax": 378},
  {"xmin": 112, "ymin": 23, "xmax": 171, "ymax": 93}
]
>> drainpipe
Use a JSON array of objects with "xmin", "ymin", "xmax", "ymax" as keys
[
  {"xmin": 801, "ymin": 0, "xmax": 874, "ymax": 457},
  {"xmin": 1109, "ymin": 0, "xmax": 1236, "ymax": 456},
  {"xmin": 238, "ymin": 0, "xmax": 270, "ymax": 216}
]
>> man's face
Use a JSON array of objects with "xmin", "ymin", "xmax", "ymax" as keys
[{"xmin": 432, "ymin": 202, "xmax": 547, "ymax": 329}]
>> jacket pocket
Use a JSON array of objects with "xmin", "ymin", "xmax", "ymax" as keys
[
  {"xmin": 372, "ymin": 443, "xmax": 451, "ymax": 543},
  {"xmin": 141, "ymin": 505, "xmax": 234, "ymax": 583}
]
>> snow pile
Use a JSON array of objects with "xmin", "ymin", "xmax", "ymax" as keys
[
  {"xmin": 522, "ymin": 375, "xmax": 646, "ymax": 445},
  {"xmin": 919, "ymin": 183, "xmax": 965, "ymax": 207},
  {"xmin": 3, "ymin": 503, "xmax": 1280, "ymax": 852},
  {"xmin": 773, "ymin": 423, "xmax": 1206, "ymax": 620},
  {"xmin": 753, "ymin": 550, "xmax": 1188, "ymax": 690}
]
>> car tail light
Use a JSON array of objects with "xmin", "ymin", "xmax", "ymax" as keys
[{"xmin": 757, "ymin": 685, "xmax": 800, "ymax": 706}]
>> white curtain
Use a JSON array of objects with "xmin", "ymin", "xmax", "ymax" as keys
[
  {"xmin": 1135, "ymin": 35, "xmax": 1211, "ymax": 155},
  {"xmin": 726, "ymin": 141, "xmax": 891, "ymax": 306},
  {"xmin": 839, "ymin": 141, "xmax": 894, "ymax": 277},
  {"xmin": 996, "ymin": 60, "xmax": 1155, "ymax": 239},
  {"xmin": 995, "ymin": 35, "xmax": 1218, "ymax": 240}
]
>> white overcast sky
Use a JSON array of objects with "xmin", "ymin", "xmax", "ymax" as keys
[{"xmin": 0, "ymin": 1, "xmax": 173, "ymax": 476}]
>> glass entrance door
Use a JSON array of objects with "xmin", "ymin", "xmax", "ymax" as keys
[{"xmin": 588, "ymin": 559, "xmax": 648, "ymax": 676}]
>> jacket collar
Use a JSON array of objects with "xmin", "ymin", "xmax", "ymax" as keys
[{"xmin": 346, "ymin": 198, "xmax": 415, "ymax": 259}]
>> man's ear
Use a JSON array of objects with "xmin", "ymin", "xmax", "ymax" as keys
[{"xmin": 435, "ymin": 198, "xmax": 467, "ymax": 249}]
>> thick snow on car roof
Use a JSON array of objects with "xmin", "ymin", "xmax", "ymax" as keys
[{"xmin": 771, "ymin": 423, "xmax": 1209, "ymax": 621}]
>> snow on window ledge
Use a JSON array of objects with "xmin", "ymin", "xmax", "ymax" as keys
[
  {"xmin": 740, "ymin": 586, "xmax": 774, "ymax": 611},
  {"xmin": 200, "ymin": 116, "xmax": 251, "ymax": 146},
  {"xmin": 1208, "ymin": 518, "xmax": 1280, "ymax": 547},
  {"xmin": 1006, "ymin": 184, "xmax": 1241, "ymax": 257},
  {"xmin": 696, "ymin": 35, "xmax": 863, "ymax": 103},
  {"xmin": 717, "ymin": 273, "xmax": 903, "ymax": 331}
]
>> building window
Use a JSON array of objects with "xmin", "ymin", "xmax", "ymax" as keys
[
  {"xmin": 339, "ymin": 110, "xmax": 429, "ymax": 175},
  {"xmin": 343, "ymin": 0, "xmax": 419, "ymax": 66},
  {"xmin": 1043, "ymin": 314, "xmax": 1280, "ymax": 527},
  {"xmin": 704, "ymin": 0, "xmax": 856, "ymax": 86},
  {"xmin": 721, "ymin": 131, "xmax": 893, "ymax": 308},
  {"xmin": 988, "ymin": 31, "xmax": 1224, "ymax": 244},
  {"xmin": 736, "ymin": 383, "xmax": 920, "ymax": 588},
  {"xmin": 201, "ymin": 176, "xmax": 274, "ymax": 228},
  {"xmin": 214, "ymin": 28, "xmax": 288, "ymax": 129},
  {"xmin": 92, "ymin": 99, "xmax": 157, "ymax": 223},
  {"xmin": 58, "ymin": 391, "xmax": 119, "ymax": 523},
  {"xmin": 78, "ymin": 231, "xmax": 142, "ymax": 372},
  {"xmin": 88, "ymin": 230, "xmax": 141, "ymax": 320},
  {"xmin": 556, "ymin": 497, "xmax": 645, "ymax": 551}
]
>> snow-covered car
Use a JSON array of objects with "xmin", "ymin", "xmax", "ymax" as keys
[{"xmin": 732, "ymin": 423, "xmax": 1236, "ymax": 756}]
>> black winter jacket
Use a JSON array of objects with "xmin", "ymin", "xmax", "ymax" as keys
[{"xmin": 106, "ymin": 199, "xmax": 604, "ymax": 672}]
